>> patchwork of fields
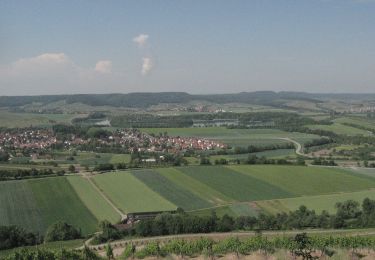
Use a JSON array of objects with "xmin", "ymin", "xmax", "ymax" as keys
[
  {"xmin": 142, "ymin": 127, "xmax": 320, "ymax": 147},
  {"xmin": 2, "ymin": 165, "xmax": 375, "ymax": 235},
  {"xmin": 307, "ymin": 123, "xmax": 371, "ymax": 136}
]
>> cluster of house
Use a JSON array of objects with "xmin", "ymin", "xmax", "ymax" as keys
[
  {"xmin": 108, "ymin": 129, "xmax": 226, "ymax": 153},
  {"xmin": 0, "ymin": 129, "xmax": 57, "ymax": 150},
  {"xmin": 0, "ymin": 128, "xmax": 226, "ymax": 154}
]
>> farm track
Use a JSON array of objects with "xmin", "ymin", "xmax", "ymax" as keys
[
  {"xmin": 81, "ymin": 228, "xmax": 375, "ymax": 251},
  {"xmin": 81, "ymin": 173, "xmax": 127, "ymax": 221}
]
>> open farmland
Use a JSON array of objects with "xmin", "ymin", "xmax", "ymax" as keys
[
  {"xmin": 92, "ymin": 172, "xmax": 176, "ymax": 213},
  {"xmin": 229, "ymin": 165, "xmax": 375, "ymax": 196},
  {"xmin": 142, "ymin": 127, "xmax": 320, "ymax": 147},
  {"xmin": 0, "ymin": 181, "xmax": 44, "ymax": 233},
  {"xmin": 2, "ymin": 165, "xmax": 375, "ymax": 233},
  {"xmin": 306, "ymin": 123, "xmax": 371, "ymax": 136},
  {"xmin": 0, "ymin": 110, "xmax": 80, "ymax": 128},
  {"xmin": 67, "ymin": 176, "xmax": 120, "ymax": 223},
  {"xmin": 178, "ymin": 166, "xmax": 292, "ymax": 201},
  {"xmin": 0, "ymin": 178, "xmax": 98, "ymax": 234},
  {"xmin": 334, "ymin": 116, "xmax": 375, "ymax": 131},
  {"xmin": 131, "ymin": 169, "xmax": 212, "ymax": 210},
  {"xmin": 256, "ymin": 189, "xmax": 375, "ymax": 215}
]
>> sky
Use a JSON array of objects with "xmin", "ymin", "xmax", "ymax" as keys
[{"xmin": 0, "ymin": 0, "xmax": 375, "ymax": 95}]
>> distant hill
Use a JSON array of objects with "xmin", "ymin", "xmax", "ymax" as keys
[{"xmin": 0, "ymin": 91, "xmax": 374, "ymax": 108}]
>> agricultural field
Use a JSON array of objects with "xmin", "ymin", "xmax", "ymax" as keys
[
  {"xmin": 178, "ymin": 166, "xmax": 292, "ymax": 201},
  {"xmin": 256, "ymin": 189, "xmax": 375, "ymax": 215},
  {"xmin": 0, "ymin": 110, "xmax": 80, "ymax": 128},
  {"xmin": 2, "ymin": 165, "xmax": 375, "ymax": 234},
  {"xmin": 92, "ymin": 172, "xmax": 176, "ymax": 213},
  {"xmin": 306, "ymin": 123, "xmax": 371, "ymax": 136},
  {"xmin": 131, "ymin": 169, "xmax": 212, "ymax": 210},
  {"xmin": 67, "ymin": 176, "xmax": 120, "ymax": 223},
  {"xmin": 210, "ymin": 149, "xmax": 296, "ymax": 162},
  {"xmin": 44, "ymin": 152, "xmax": 131, "ymax": 167},
  {"xmin": 0, "ymin": 178, "xmax": 98, "ymax": 235},
  {"xmin": 334, "ymin": 116, "xmax": 375, "ymax": 131},
  {"xmin": 229, "ymin": 165, "xmax": 375, "ymax": 196},
  {"xmin": 142, "ymin": 127, "xmax": 320, "ymax": 147}
]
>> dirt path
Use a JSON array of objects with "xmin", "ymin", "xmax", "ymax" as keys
[
  {"xmin": 277, "ymin": 137, "xmax": 304, "ymax": 156},
  {"xmin": 83, "ymin": 228, "xmax": 375, "ymax": 251},
  {"xmin": 81, "ymin": 172, "xmax": 127, "ymax": 221}
]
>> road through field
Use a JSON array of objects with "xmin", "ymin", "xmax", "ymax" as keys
[
  {"xmin": 83, "ymin": 228, "xmax": 375, "ymax": 251},
  {"xmin": 82, "ymin": 173, "xmax": 127, "ymax": 221},
  {"xmin": 277, "ymin": 137, "xmax": 311, "ymax": 157}
]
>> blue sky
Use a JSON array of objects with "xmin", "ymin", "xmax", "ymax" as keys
[{"xmin": 0, "ymin": 0, "xmax": 374, "ymax": 95}]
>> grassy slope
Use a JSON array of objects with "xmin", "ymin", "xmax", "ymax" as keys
[
  {"xmin": 29, "ymin": 177, "xmax": 98, "ymax": 235},
  {"xmin": 131, "ymin": 169, "xmax": 212, "ymax": 211},
  {"xmin": 229, "ymin": 165, "xmax": 375, "ymax": 196},
  {"xmin": 179, "ymin": 166, "xmax": 292, "ymax": 201},
  {"xmin": 142, "ymin": 127, "xmax": 319, "ymax": 146},
  {"xmin": 257, "ymin": 189, "xmax": 375, "ymax": 214},
  {"xmin": 93, "ymin": 172, "xmax": 176, "ymax": 213},
  {"xmin": 67, "ymin": 176, "xmax": 120, "ymax": 223},
  {"xmin": 307, "ymin": 123, "xmax": 371, "ymax": 136},
  {"xmin": 156, "ymin": 168, "xmax": 233, "ymax": 204},
  {"xmin": 0, "ymin": 110, "xmax": 77, "ymax": 128},
  {"xmin": 0, "ymin": 181, "xmax": 44, "ymax": 233}
]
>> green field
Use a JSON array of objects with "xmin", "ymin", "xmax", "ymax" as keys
[
  {"xmin": 93, "ymin": 172, "xmax": 176, "ymax": 213},
  {"xmin": 0, "ymin": 110, "xmax": 80, "ymax": 128},
  {"xmin": 0, "ymin": 178, "xmax": 98, "ymax": 234},
  {"xmin": 178, "ymin": 166, "xmax": 292, "ymax": 201},
  {"xmin": 334, "ymin": 116, "xmax": 375, "ymax": 131},
  {"xmin": 142, "ymin": 127, "xmax": 320, "ymax": 147},
  {"xmin": 155, "ymin": 168, "xmax": 233, "ymax": 204},
  {"xmin": 256, "ymin": 189, "xmax": 375, "ymax": 214},
  {"xmin": 307, "ymin": 123, "xmax": 371, "ymax": 136},
  {"xmin": 67, "ymin": 176, "xmax": 120, "ymax": 223},
  {"xmin": 229, "ymin": 165, "xmax": 375, "ymax": 196},
  {"xmin": 131, "ymin": 169, "xmax": 212, "ymax": 210},
  {"xmin": 2, "ymin": 165, "xmax": 375, "ymax": 233},
  {"xmin": 0, "ymin": 181, "xmax": 44, "ymax": 233}
]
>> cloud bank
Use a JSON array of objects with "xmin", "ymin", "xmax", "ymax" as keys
[
  {"xmin": 133, "ymin": 34, "xmax": 149, "ymax": 47},
  {"xmin": 141, "ymin": 57, "xmax": 153, "ymax": 75}
]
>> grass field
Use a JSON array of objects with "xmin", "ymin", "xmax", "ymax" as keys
[
  {"xmin": 142, "ymin": 127, "xmax": 320, "ymax": 147},
  {"xmin": 67, "ymin": 176, "xmax": 120, "ymax": 223},
  {"xmin": 178, "ymin": 166, "xmax": 292, "ymax": 201},
  {"xmin": 210, "ymin": 149, "xmax": 296, "ymax": 162},
  {"xmin": 155, "ymin": 168, "xmax": 233, "ymax": 204},
  {"xmin": 334, "ymin": 116, "xmax": 375, "ymax": 131},
  {"xmin": 307, "ymin": 123, "xmax": 371, "ymax": 136},
  {"xmin": 256, "ymin": 189, "xmax": 375, "ymax": 214},
  {"xmin": 0, "ymin": 239, "xmax": 85, "ymax": 258},
  {"xmin": 131, "ymin": 169, "xmax": 212, "ymax": 210},
  {"xmin": 29, "ymin": 178, "xmax": 98, "ymax": 235},
  {"xmin": 93, "ymin": 172, "xmax": 176, "ymax": 213},
  {"xmin": 0, "ymin": 178, "xmax": 98, "ymax": 235},
  {"xmin": 229, "ymin": 165, "xmax": 375, "ymax": 196},
  {"xmin": 3, "ymin": 165, "xmax": 375, "ymax": 234},
  {"xmin": 0, "ymin": 110, "xmax": 79, "ymax": 128},
  {"xmin": 0, "ymin": 181, "xmax": 44, "ymax": 233}
]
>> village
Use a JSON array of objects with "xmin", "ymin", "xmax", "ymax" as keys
[{"xmin": 0, "ymin": 128, "xmax": 226, "ymax": 155}]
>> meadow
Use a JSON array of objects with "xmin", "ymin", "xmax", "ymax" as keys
[
  {"xmin": 306, "ymin": 123, "xmax": 371, "ymax": 136},
  {"xmin": 0, "ymin": 110, "xmax": 80, "ymax": 128},
  {"xmin": 0, "ymin": 178, "xmax": 98, "ymax": 235},
  {"xmin": 256, "ymin": 189, "xmax": 375, "ymax": 215},
  {"xmin": 142, "ymin": 127, "xmax": 320, "ymax": 147},
  {"xmin": 2, "ymin": 165, "xmax": 375, "ymax": 234},
  {"xmin": 92, "ymin": 172, "xmax": 176, "ymax": 213}
]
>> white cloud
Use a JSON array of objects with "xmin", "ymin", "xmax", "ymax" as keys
[
  {"xmin": 133, "ymin": 34, "xmax": 149, "ymax": 47},
  {"xmin": 141, "ymin": 57, "xmax": 153, "ymax": 75},
  {"xmin": 95, "ymin": 60, "xmax": 112, "ymax": 74}
]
